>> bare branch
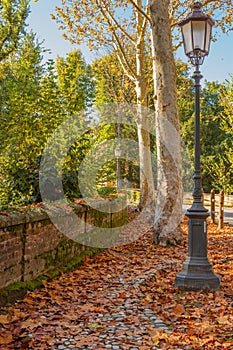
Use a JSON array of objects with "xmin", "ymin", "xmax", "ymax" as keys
[
  {"xmin": 136, "ymin": 1, "xmax": 150, "ymax": 42},
  {"xmin": 95, "ymin": 0, "xmax": 137, "ymax": 82},
  {"xmin": 112, "ymin": 34, "xmax": 137, "ymax": 82},
  {"xmin": 128, "ymin": 0, "xmax": 152, "ymax": 26},
  {"xmin": 97, "ymin": 0, "xmax": 136, "ymax": 45}
]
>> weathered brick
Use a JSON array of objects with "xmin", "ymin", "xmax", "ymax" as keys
[{"xmin": 0, "ymin": 203, "xmax": 127, "ymax": 290}]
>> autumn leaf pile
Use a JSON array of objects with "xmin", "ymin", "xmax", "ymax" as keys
[{"xmin": 0, "ymin": 212, "xmax": 232, "ymax": 349}]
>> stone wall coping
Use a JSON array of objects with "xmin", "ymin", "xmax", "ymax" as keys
[
  {"xmin": 0, "ymin": 200, "xmax": 124, "ymax": 229},
  {"xmin": 0, "ymin": 203, "xmax": 87, "ymax": 229}
]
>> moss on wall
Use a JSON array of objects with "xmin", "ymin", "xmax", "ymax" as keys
[
  {"xmin": 0, "ymin": 202, "xmax": 128, "ymax": 306},
  {"xmin": 0, "ymin": 246, "xmax": 101, "ymax": 307}
]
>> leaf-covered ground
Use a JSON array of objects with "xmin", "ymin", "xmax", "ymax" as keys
[{"xmin": 0, "ymin": 211, "xmax": 233, "ymax": 349}]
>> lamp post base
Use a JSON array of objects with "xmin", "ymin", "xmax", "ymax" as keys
[
  {"xmin": 175, "ymin": 259, "xmax": 220, "ymax": 291},
  {"xmin": 175, "ymin": 208, "xmax": 220, "ymax": 291}
]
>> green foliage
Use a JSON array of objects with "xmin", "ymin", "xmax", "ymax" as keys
[
  {"xmin": 0, "ymin": 0, "xmax": 30, "ymax": 61},
  {"xmin": 178, "ymin": 71, "xmax": 233, "ymax": 194},
  {"xmin": 91, "ymin": 54, "xmax": 141, "ymax": 188},
  {"xmin": 97, "ymin": 186, "xmax": 117, "ymax": 197},
  {"xmin": 62, "ymin": 129, "xmax": 95, "ymax": 200},
  {"xmin": 176, "ymin": 60, "xmax": 194, "ymax": 125},
  {"xmin": 0, "ymin": 33, "xmax": 45, "ymax": 204},
  {"xmin": 0, "ymin": 24, "xmax": 232, "ymax": 208},
  {"xmin": 55, "ymin": 51, "xmax": 95, "ymax": 200},
  {"xmin": 0, "ymin": 32, "xmax": 95, "ymax": 205},
  {"xmin": 202, "ymin": 77, "xmax": 233, "ymax": 193},
  {"xmin": 56, "ymin": 50, "xmax": 95, "ymax": 113}
]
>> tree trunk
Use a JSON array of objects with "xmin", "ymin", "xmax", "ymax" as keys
[
  {"xmin": 135, "ymin": 1, "xmax": 155, "ymax": 216},
  {"xmin": 149, "ymin": 0, "xmax": 183, "ymax": 245},
  {"xmin": 137, "ymin": 104, "xmax": 155, "ymax": 215}
]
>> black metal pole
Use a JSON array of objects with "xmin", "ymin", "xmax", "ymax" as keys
[
  {"xmin": 193, "ymin": 65, "xmax": 203, "ymax": 207},
  {"xmin": 116, "ymin": 156, "xmax": 121, "ymax": 189},
  {"xmin": 174, "ymin": 66, "xmax": 220, "ymax": 291},
  {"xmin": 116, "ymin": 107, "xmax": 122, "ymax": 189}
]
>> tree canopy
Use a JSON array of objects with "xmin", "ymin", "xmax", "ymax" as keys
[{"xmin": 0, "ymin": 0, "xmax": 30, "ymax": 61}]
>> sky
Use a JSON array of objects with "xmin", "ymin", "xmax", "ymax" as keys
[{"xmin": 27, "ymin": 0, "xmax": 233, "ymax": 83}]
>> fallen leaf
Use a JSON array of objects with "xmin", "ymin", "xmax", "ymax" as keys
[
  {"xmin": 217, "ymin": 316, "xmax": 231, "ymax": 325},
  {"xmin": 152, "ymin": 336, "xmax": 160, "ymax": 345},
  {"xmin": 0, "ymin": 333, "xmax": 13, "ymax": 345},
  {"xmin": 173, "ymin": 304, "xmax": 185, "ymax": 315},
  {"xmin": 145, "ymin": 295, "xmax": 153, "ymax": 302},
  {"xmin": 74, "ymin": 198, "xmax": 86, "ymax": 205}
]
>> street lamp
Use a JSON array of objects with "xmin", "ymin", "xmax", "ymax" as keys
[
  {"xmin": 175, "ymin": 2, "xmax": 220, "ymax": 291},
  {"xmin": 115, "ymin": 144, "xmax": 122, "ymax": 189},
  {"xmin": 115, "ymin": 144, "xmax": 122, "ymax": 159},
  {"xmin": 115, "ymin": 107, "xmax": 122, "ymax": 189}
]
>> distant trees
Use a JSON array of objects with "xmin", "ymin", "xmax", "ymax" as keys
[
  {"xmin": 56, "ymin": 51, "xmax": 95, "ymax": 200},
  {"xmin": 200, "ymin": 79, "xmax": 233, "ymax": 193},
  {"xmin": 56, "ymin": 50, "xmax": 94, "ymax": 114},
  {"xmin": 92, "ymin": 53, "xmax": 141, "ymax": 189},
  {"xmin": 0, "ymin": 32, "xmax": 94, "ymax": 204},
  {"xmin": 178, "ymin": 74, "xmax": 233, "ymax": 195},
  {"xmin": 54, "ymin": 0, "xmax": 156, "ymax": 216},
  {"xmin": 0, "ymin": 33, "xmax": 45, "ymax": 204},
  {"xmin": 0, "ymin": 0, "xmax": 232, "ymax": 215}
]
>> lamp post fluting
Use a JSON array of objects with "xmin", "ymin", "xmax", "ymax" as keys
[
  {"xmin": 115, "ymin": 107, "xmax": 122, "ymax": 189},
  {"xmin": 115, "ymin": 143, "xmax": 121, "ymax": 189},
  {"xmin": 175, "ymin": 2, "xmax": 220, "ymax": 291}
]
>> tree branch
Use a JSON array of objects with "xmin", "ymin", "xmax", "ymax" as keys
[
  {"xmin": 95, "ymin": 0, "xmax": 137, "ymax": 82},
  {"xmin": 128, "ymin": 0, "xmax": 152, "ymax": 26},
  {"xmin": 112, "ymin": 36, "xmax": 137, "ymax": 82},
  {"xmin": 98, "ymin": 0, "xmax": 136, "ymax": 45}
]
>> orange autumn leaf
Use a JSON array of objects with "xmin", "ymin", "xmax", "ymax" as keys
[
  {"xmin": 0, "ymin": 333, "xmax": 13, "ymax": 345},
  {"xmin": 217, "ymin": 316, "xmax": 232, "ymax": 325},
  {"xmin": 0, "ymin": 214, "xmax": 232, "ymax": 349},
  {"xmin": 0, "ymin": 310, "xmax": 27, "ymax": 325},
  {"xmin": 173, "ymin": 303, "xmax": 185, "ymax": 315},
  {"xmin": 74, "ymin": 198, "xmax": 86, "ymax": 205},
  {"xmin": 118, "ymin": 292, "xmax": 127, "ymax": 298}
]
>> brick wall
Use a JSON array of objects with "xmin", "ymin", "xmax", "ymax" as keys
[{"xmin": 0, "ymin": 202, "xmax": 127, "ymax": 290}]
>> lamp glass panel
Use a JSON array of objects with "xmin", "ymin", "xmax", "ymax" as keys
[
  {"xmin": 205, "ymin": 22, "xmax": 211, "ymax": 53},
  {"xmin": 182, "ymin": 22, "xmax": 192, "ymax": 54},
  {"xmin": 115, "ymin": 148, "xmax": 121, "ymax": 158},
  {"xmin": 192, "ymin": 21, "xmax": 206, "ymax": 51}
]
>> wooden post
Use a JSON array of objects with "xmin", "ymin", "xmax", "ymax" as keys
[
  {"xmin": 218, "ymin": 190, "xmax": 224, "ymax": 229},
  {"xmin": 210, "ymin": 189, "xmax": 215, "ymax": 224}
]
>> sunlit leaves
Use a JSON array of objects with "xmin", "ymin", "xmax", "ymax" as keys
[
  {"xmin": 179, "ymin": 75, "xmax": 233, "ymax": 193},
  {"xmin": 92, "ymin": 53, "xmax": 135, "ymax": 105},
  {"xmin": 54, "ymin": 0, "xmax": 233, "ymax": 53},
  {"xmin": 0, "ymin": 0, "xmax": 30, "ymax": 61},
  {"xmin": 0, "ymin": 216, "xmax": 232, "ymax": 348},
  {"xmin": 56, "ymin": 50, "xmax": 94, "ymax": 113},
  {"xmin": 0, "ymin": 36, "xmax": 94, "ymax": 204}
]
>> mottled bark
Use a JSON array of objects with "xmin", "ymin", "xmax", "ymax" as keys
[
  {"xmin": 135, "ymin": 0, "xmax": 155, "ymax": 215},
  {"xmin": 137, "ymin": 106, "xmax": 155, "ymax": 214},
  {"xmin": 149, "ymin": 0, "xmax": 183, "ymax": 245}
]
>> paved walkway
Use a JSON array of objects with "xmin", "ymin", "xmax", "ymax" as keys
[
  {"xmin": 3, "ymin": 205, "xmax": 231, "ymax": 349},
  {"xmin": 1, "ymin": 213, "xmax": 182, "ymax": 350},
  {"xmin": 223, "ymin": 208, "xmax": 233, "ymax": 226},
  {"xmin": 50, "ymin": 270, "xmax": 169, "ymax": 350}
]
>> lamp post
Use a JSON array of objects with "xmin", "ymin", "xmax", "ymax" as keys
[
  {"xmin": 115, "ymin": 107, "xmax": 122, "ymax": 189},
  {"xmin": 115, "ymin": 143, "xmax": 122, "ymax": 189},
  {"xmin": 175, "ymin": 2, "xmax": 220, "ymax": 291}
]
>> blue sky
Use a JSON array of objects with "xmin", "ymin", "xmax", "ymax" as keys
[{"xmin": 27, "ymin": 0, "xmax": 233, "ymax": 83}]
